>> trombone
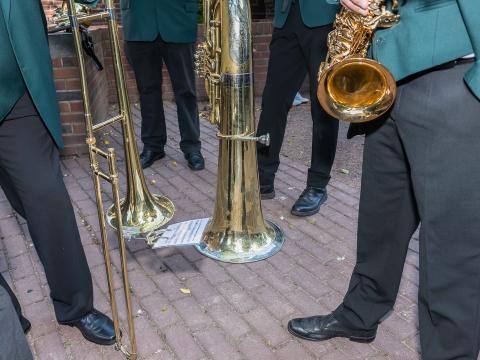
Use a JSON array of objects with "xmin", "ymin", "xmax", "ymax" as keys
[
  {"xmin": 62, "ymin": 0, "xmax": 175, "ymax": 238},
  {"xmin": 55, "ymin": 0, "xmax": 177, "ymax": 357},
  {"xmin": 63, "ymin": 0, "xmax": 138, "ymax": 358}
]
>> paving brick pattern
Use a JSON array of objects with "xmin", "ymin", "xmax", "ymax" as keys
[{"xmin": 0, "ymin": 104, "xmax": 423, "ymax": 359}]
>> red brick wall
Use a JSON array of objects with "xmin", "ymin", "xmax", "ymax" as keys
[
  {"xmin": 45, "ymin": 2, "xmax": 279, "ymax": 156},
  {"xmin": 41, "ymin": 0, "xmax": 119, "ymax": 15},
  {"xmin": 50, "ymin": 30, "xmax": 109, "ymax": 155},
  {"xmin": 102, "ymin": 22, "xmax": 276, "ymax": 106}
]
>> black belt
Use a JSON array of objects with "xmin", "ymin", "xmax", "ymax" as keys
[
  {"xmin": 432, "ymin": 56, "xmax": 475, "ymax": 71},
  {"xmin": 399, "ymin": 56, "xmax": 475, "ymax": 85}
]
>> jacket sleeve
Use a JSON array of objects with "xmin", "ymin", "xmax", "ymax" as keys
[
  {"xmin": 75, "ymin": 0, "xmax": 100, "ymax": 8},
  {"xmin": 457, "ymin": 0, "xmax": 480, "ymax": 100}
]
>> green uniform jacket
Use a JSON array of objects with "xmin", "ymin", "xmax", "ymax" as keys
[
  {"xmin": 120, "ymin": 0, "xmax": 198, "ymax": 43},
  {"xmin": 328, "ymin": 0, "xmax": 480, "ymax": 99},
  {"xmin": 0, "ymin": 0, "xmax": 98, "ymax": 149},
  {"xmin": 373, "ymin": 0, "xmax": 479, "ymax": 98},
  {"xmin": 273, "ymin": 0, "xmax": 339, "ymax": 28}
]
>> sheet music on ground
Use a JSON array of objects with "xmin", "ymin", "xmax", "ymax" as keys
[{"xmin": 150, "ymin": 218, "xmax": 210, "ymax": 248}]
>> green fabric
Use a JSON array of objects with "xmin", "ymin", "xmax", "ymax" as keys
[
  {"xmin": 0, "ymin": 0, "xmax": 63, "ymax": 148},
  {"xmin": 457, "ymin": 0, "xmax": 480, "ymax": 99},
  {"xmin": 120, "ymin": 0, "xmax": 198, "ymax": 43},
  {"xmin": 370, "ymin": 0, "xmax": 478, "ymax": 98},
  {"xmin": 0, "ymin": 4, "xmax": 25, "ymax": 123},
  {"xmin": 78, "ymin": 0, "xmax": 99, "ymax": 7},
  {"xmin": 273, "ymin": 0, "xmax": 339, "ymax": 28}
]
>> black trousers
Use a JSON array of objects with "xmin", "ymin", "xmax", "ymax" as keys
[
  {"xmin": 335, "ymin": 62, "xmax": 480, "ymax": 360},
  {"xmin": 256, "ymin": 2, "xmax": 338, "ymax": 188},
  {"xmin": 125, "ymin": 37, "xmax": 201, "ymax": 154},
  {"xmin": 0, "ymin": 94, "xmax": 93, "ymax": 324},
  {"xmin": 0, "ymin": 285, "xmax": 32, "ymax": 360}
]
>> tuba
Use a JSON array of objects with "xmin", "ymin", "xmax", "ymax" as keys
[
  {"xmin": 317, "ymin": 0, "xmax": 400, "ymax": 123},
  {"xmin": 195, "ymin": 0, "xmax": 284, "ymax": 263}
]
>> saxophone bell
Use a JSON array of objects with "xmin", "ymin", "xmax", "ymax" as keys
[{"xmin": 317, "ymin": 2, "xmax": 400, "ymax": 123}]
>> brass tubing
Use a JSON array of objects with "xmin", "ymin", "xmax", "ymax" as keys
[
  {"xmin": 92, "ymin": 166, "xmax": 122, "ymax": 351},
  {"xmin": 107, "ymin": 149, "xmax": 137, "ymax": 360},
  {"xmin": 64, "ymin": 1, "xmax": 139, "ymax": 358},
  {"xmin": 195, "ymin": 0, "xmax": 283, "ymax": 263},
  {"xmin": 91, "ymin": 146, "xmax": 109, "ymax": 158},
  {"xmin": 103, "ymin": 0, "xmax": 174, "ymax": 235},
  {"xmin": 94, "ymin": 170, "xmax": 111, "ymax": 182},
  {"xmin": 92, "ymin": 114, "xmax": 124, "ymax": 132},
  {"xmin": 65, "ymin": 1, "xmax": 93, "ymax": 141},
  {"xmin": 76, "ymin": 11, "xmax": 110, "ymax": 24}
]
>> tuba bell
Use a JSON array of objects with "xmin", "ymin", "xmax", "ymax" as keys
[
  {"xmin": 317, "ymin": 0, "xmax": 400, "ymax": 123},
  {"xmin": 195, "ymin": 0, "xmax": 284, "ymax": 263}
]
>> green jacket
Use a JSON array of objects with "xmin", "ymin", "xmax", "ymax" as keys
[
  {"xmin": 273, "ymin": 0, "xmax": 339, "ymax": 29},
  {"xmin": 120, "ymin": 0, "xmax": 198, "ymax": 43},
  {"xmin": 0, "ymin": 0, "xmax": 98, "ymax": 149},
  {"xmin": 0, "ymin": 0, "xmax": 63, "ymax": 147},
  {"xmin": 372, "ymin": 0, "xmax": 479, "ymax": 98},
  {"xmin": 327, "ymin": 0, "xmax": 479, "ymax": 99}
]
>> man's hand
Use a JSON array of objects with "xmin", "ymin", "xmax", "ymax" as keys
[{"xmin": 340, "ymin": 0, "xmax": 369, "ymax": 16}]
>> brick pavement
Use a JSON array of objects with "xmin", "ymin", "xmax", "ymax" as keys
[{"xmin": 0, "ymin": 103, "xmax": 422, "ymax": 360}]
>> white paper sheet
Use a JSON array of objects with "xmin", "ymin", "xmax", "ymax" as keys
[{"xmin": 151, "ymin": 218, "xmax": 210, "ymax": 248}]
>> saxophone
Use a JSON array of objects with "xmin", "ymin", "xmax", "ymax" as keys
[
  {"xmin": 194, "ymin": 0, "xmax": 284, "ymax": 263},
  {"xmin": 317, "ymin": 0, "xmax": 400, "ymax": 123}
]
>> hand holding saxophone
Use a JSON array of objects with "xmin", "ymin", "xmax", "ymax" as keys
[{"xmin": 340, "ymin": 0, "xmax": 370, "ymax": 16}]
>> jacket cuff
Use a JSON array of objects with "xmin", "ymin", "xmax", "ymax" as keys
[
  {"xmin": 76, "ymin": 0, "xmax": 99, "ymax": 8},
  {"xmin": 464, "ymin": 62, "xmax": 480, "ymax": 101},
  {"xmin": 326, "ymin": 0, "xmax": 340, "ymax": 4}
]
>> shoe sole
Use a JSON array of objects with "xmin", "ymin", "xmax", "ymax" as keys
[
  {"xmin": 261, "ymin": 190, "xmax": 275, "ymax": 200},
  {"xmin": 188, "ymin": 163, "xmax": 205, "ymax": 171},
  {"xmin": 287, "ymin": 323, "xmax": 376, "ymax": 343},
  {"xmin": 141, "ymin": 154, "xmax": 165, "ymax": 169},
  {"xmin": 69, "ymin": 324, "xmax": 116, "ymax": 346},
  {"xmin": 290, "ymin": 193, "xmax": 328, "ymax": 217}
]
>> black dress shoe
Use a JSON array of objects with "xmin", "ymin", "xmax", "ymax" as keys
[
  {"xmin": 288, "ymin": 313, "xmax": 377, "ymax": 343},
  {"xmin": 260, "ymin": 184, "xmax": 275, "ymax": 200},
  {"xmin": 185, "ymin": 151, "xmax": 205, "ymax": 171},
  {"xmin": 140, "ymin": 149, "xmax": 165, "ymax": 169},
  {"xmin": 70, "ymin": 309, "xmax": 116, "ymax": 346},
  {"xmin": 291, "ymin": 186, "xmax": 327, "ymax": 217},
  {"xmin": 20, "ymin": 316, "xmax": 31, "ymax": 334}
]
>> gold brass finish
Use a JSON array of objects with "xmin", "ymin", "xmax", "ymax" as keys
[
  {"xmin": 62, "ymin": 1, "xmax": 138, "ymax": 358},
  {"xmin": 195, "ymin": 0, "xmax": 284, "ymax": 263},
  {"xmin": 50, "ymin": 0, "xmax": 174, "ymax": 238},
  {"xmin": 317, "ymin": 0, "xmax": 400, "ymax": 123},
  {"xmin": 47, "ymin": 2, "xmax": 90, "ymax": 32},
  {"xmin": 100, "ymin": 0, "xmax": 175, "ymax": 235},
  {"xmin": 56, "ymin": 0, "xmax": 174, "ymax": 237}
]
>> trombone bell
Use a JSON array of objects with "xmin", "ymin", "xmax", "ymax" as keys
[{"xmin": 106, "ymin": 194, "xmax": 174, "ymax": 237}]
